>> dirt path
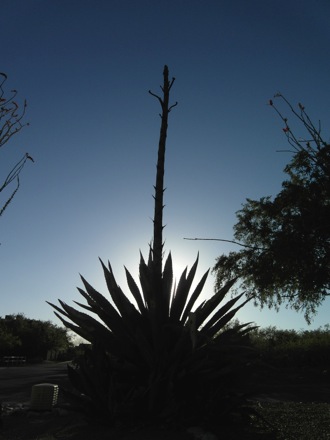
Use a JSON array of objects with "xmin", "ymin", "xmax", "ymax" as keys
[
  {"xmin": 0, "ymin": 362, "xmax": 69, "ymax": 402},
  {"xmin": 0, "ymin": 363, "xmax": 329, "ymax": 439}
]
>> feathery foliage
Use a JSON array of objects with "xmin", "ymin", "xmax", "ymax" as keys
[{"xmin": 213, "ymin": 94, "xmax": 330, "ymax": 323}]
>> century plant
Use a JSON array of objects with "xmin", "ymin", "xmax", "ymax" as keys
[{"xmin": 48, "ymin": 66, "xmax": 256, "ymax": 427}]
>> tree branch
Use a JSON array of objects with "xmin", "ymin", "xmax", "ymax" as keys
[{"xmin": 183, "ymin": 237, "xmax": 266, "ymax": 251}]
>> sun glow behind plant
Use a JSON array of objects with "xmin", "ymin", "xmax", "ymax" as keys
[{"xmin": 1, "ymin": 1, "xmax": 330, "ymax": 332}]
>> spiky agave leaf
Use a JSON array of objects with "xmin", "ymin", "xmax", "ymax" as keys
[
  {"xmin": 203, "ymin": 296, "xmax": 252, "ymax": 339},
  {"xmin": 73, "ymin": 300, "xmax": 93, "ymax": 312},
  {"xmin": 170, "ymin": 254, "xmax": 199, "ymax": 322},
  {"xmin": 100, "ymin": 259, "xmax": 139, "ymax": 319},
  {"xmin": 181, "ymin": 268, "xmax": 210, "ymax": 323},
  {"xmin": 47, "ymin": 300, "xmax": 112, "ymax": 344},
  {"xmin": 202, "ymin": 291, "xmax": 246, "ymax": 333},
  {"xmin": 80, "ymin": 271, "xmax": 158, "ymax": 365},
  {"xmin": 161, "ymin": 252, "xmax": 173, "ymax": 314},
  {"xmin": 73, "ymin": 297, "xmax": 134, "ymax": 359},
  {"xmin": 80, "ymin": 274, "xmax": 122, "ymax": 315},
  {"xmin": 125, "ymin": 266, "xmax": 147, "ymax": 315},
  {"xmin": 214, "ymin": 322, "xmax": 258, "ymax": 343},
  {"xmin": 138, "ymin": 252, "xmax": 153, "ymax": 310},
  {"xmin": 76, "ymin": 277, "xmax": 143, "ymax": 343},
  {"xmin": 193, "ymin": 278, "xmax": 238, "ymax": 330},
  {"xmin": 52, "ymin": 311, "xmax": 92, "ymax": 342},
  {"xmin": 76, "ymin": 285, "xmax": 125, "ymax": 331},
  {"xmin": 138, "ymin": 251, "xmax": 171, "ymax": 346}
]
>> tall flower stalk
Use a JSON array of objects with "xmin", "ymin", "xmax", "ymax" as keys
[
  {"xmin": 147, "ymin": 66, "xmax": 177, "ymax": 343},
  {"xmin": 48, "ymin": 66, "xmax": 255, "ymax": 427}
]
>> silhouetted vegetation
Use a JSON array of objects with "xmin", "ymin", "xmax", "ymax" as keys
[
  {"xmin": 220, "ymin": 319, "xmax": 330, "ymax": 370},
  {"xmin": 48, "ymin": 66, "xmax": 256, "ymax": 430},
  {"xmin": 0, "ymin": 314, "xmax": 72, "ymax": 361},
  {"xmin": 0, "ymin": 72, "xmax": 34, "ymax": 220},
  {"xmin": 250, "ymin": 324, "xmax": 330, "ymax": 369},
  {"xmin": 213, "ymin": 94, "xmax": 330, "ymax": 323}
]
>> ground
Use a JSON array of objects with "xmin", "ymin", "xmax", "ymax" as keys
[{"xmin": 0, "ymin": 362, "xmax": 329, "ymax": 439}]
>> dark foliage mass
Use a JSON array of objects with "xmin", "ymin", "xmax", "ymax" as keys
[
  {"xmin": 0, "ymin": 314, "xmax": 71, "ymax": 360},
  {"xmin": 49, "ymin": 67, "xmax": 256, "ymax": 428},
  {"xmin": 249, "ymin": 324, "xmax": 330, "ymax": 369},
  {"xmin": 214, "ymin": 94, "xmax": 330, "ymax": 323}
]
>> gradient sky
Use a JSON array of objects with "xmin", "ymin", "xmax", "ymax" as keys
[{"xmin": 1, "ymin": 0, "xmax": 329, "ymax": 331}]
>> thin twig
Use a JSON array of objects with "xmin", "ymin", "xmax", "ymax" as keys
[{"xmin": 183, "ymin": 237, "xmax": 266, "ymax": 251}]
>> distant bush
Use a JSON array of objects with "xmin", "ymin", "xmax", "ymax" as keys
[
  {"xmin": 249, "ymin": 325, "xmax": 330, "ymax": 368},
  {"xmin": 0, "ymin": 314, "xmax": 72, "ymax": 360}
]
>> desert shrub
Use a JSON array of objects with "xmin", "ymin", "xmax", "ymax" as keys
[{"xmin": 250, "ymin": 325, "xmax": 330, "ymax": 368}]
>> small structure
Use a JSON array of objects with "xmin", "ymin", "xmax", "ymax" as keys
[
  {"xmin": 0, "ymin": 356, "xmax": 26, "ymax": 366},
  {"xmin": 30, "ymin": 383, "xmax": 59, "ymax": 411}
]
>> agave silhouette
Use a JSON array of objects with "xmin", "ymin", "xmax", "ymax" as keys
[{"xmin": 48, "ymin": 66, "xmax": 255, "ymax": 425}]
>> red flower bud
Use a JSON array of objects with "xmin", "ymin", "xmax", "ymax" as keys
[{"xmin": 282, "ymin": 127, "xmax": 289, "ymax": 133}]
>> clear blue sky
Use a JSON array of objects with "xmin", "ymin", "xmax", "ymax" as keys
[{"xmin": 1, "ymin": 0, "xmax": 329, "ymax": 330}]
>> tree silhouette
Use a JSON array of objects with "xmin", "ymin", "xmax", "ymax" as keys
[{"xmin": 209, "ymin": 94, "xmax": 329, "ymax": 323}]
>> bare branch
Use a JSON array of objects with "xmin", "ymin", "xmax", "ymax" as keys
[
  {"xmin": 0, "ymin": 75, "xmax": 29, "ymax": 149},
  {"xmin": 0, "ymin": 73, "xmax": 34, "ymax": 223},
  {"xmin": 169, "ymin": 101, "xmax": 178, "ymax": 112},
  {"xmin": 183, "ymin": 237, "xmax": 266, "ymax": 251},
  {"xmin": 169, "ymin": 77, "xmax": 176, "ymax": 90},
  {"xmin": 276, "ymin": 149, "xmax": 296, "ymax": 154},
  {"xmin": 0, "ymin": 177, "xmax": 20, "ymax": 217},
  {"xmin": 148, "ymin": 90, "xmax": 163, "ymax": 107}
]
